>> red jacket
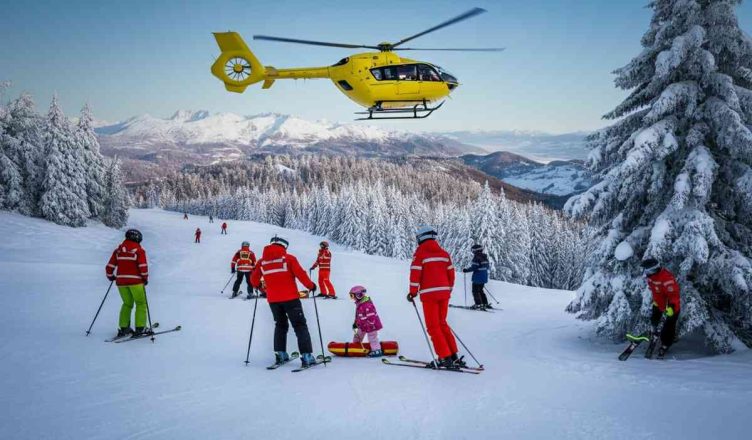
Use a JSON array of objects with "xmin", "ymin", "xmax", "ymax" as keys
[
  {"xmin": 312, "ymin": 248, "xmax": 332, "ymax": 271},
  {"xmin": 195, "ymin": 229, "xmax": 201, "ymax": 237},
  {"xmin": 251, "ymin": 244, "xmax": 314, "ymax": 303},
  {"xmin": 221, "ymin": 223, "xmax": 227, "ymax": 230},
  {"xmin": 231, "ymin": 246, "xmax": 257, "ymax": 272},
  {"xmin": 409, "ymin": 239, "xmax": 455, "ymax": 299},
  {"xmin": 647, "ymin": 268, "xmax": 681, "ymax": 312},
  {"xmin": 106, "ymin": 240, "xmax": 148, "ymax": 286}
]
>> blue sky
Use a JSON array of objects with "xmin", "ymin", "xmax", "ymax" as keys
[{"xmin": 2, "ymin": 0, "xmax": 751, "ymax": 133}]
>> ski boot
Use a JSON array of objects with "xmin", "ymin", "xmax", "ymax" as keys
[
  {"xmin": 438, "ymin": 356, "xmax": 460, "ymax": 370},
  {"xmin": 230, "ymin": 291, "xmax": 239, "ymax": 299},
  {"xmin": 367, "ymin": 349, "xmax": 384, "ymax": 358},
  {"xmin": 483, "ymin": 303, "xmax": 493, "ymax": 310},
  {"xmin": 275, "ymin": 351, "xmax": 291, "ymax": 363},
  {"xmin": 472, "ymin": 304, "xmax": 483, "ymax": 310},
  {"xmin": 246, "ymin": 291, "xmax": 254, "ymax": 300},
  {"xmin": 259, "ymin": 292, "xmax": 267, "ymax": 298},
  {"xmin": 657, "ymin": 345, "xmax": 669, "ymax": 359},
  {"xmin": 116, "ymin": 327, "xmax": 133, "ymax": 338},
  {"xmin": 301, "ymin": 353, "xmax": 316, "ymax": 367},
  {"xmin": 133, "ymin": 326, "xmax": 151, "ymax": 337},
  {"xmin": 315, "ymin": 293, "xmax": 327, "ymax": 298},
  {"xmin": 450, "ymin": 353, "xmax": 468, "ymax": 368}
]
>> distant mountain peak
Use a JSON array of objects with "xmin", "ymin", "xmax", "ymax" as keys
[{"xmin": 170, "ymin": 109, "xmax": 210, "ymax": 122}]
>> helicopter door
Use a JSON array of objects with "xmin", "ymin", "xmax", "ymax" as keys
[{"xmin": 396, "ymin": 64, "xmax": 420, "ymax": 95}]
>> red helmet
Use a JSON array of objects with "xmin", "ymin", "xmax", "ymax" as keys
[{"xmin": 349, "ymin": 285, "xmax": 367, "ymax": 301}]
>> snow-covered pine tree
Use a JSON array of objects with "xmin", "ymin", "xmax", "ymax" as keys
[
  {"xmin": 3, "ymin": 93, "xmax": 44, "ymax": 215},
  {"xmin": 39, "ymin": 95, "xmax": 90, "ymax": 227},
  {"xmin": 100, "ymin": 157, "xmax": 129, "ymax": 228},
  {"xmin": 565, "ymin": 0, "xmax": 752, "ymax": 351},
  {"xmin": 76, "ymin": 104, "xmax": 105, "ymax": 218},
  {"xmin": 0, "ymin": 101, "xmax": 24, "ymax": 209}
]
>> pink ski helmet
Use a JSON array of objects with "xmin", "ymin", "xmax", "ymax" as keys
[{"xmin": 349, "ymin": 285, "xmax": 367, "ymax": 301}]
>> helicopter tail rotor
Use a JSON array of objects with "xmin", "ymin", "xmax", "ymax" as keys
[{"xmin": 211, "ymin": 32, "xmax": 266, "ymax": 93}]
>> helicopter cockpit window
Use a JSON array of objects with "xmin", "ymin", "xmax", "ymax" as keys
[
  {"xmin": 332, "ymin": 57, "xmax": 350, "ymax": 67},
  {"xmin": 371, "ymin": 69, "xmax": 383, "ymax": 80},
  {"xmin": 436, "ymin": 66, "xmax": 458, "ymax": 84},
  {"xmin": 418, "ymin": 64, "xmax": 441, "ymax": 81},
  {"xmin": 397, "ymin": 64, "xmax": 418, "ymax": 81}
]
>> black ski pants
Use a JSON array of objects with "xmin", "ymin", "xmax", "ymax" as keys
[
  {"xmin": 232, "ymin": 271, "xmax": 252, "ymax": 294},
  {"xmin": 472, "ymin": 283, "xmax": 489, "ymax": 306},
  {"xmin": 650, "ymin": 305, "xmax": 679, "ymax": 348},
  {"xmin": 269, "ymin": 299, "xmax": 313, "ymax": 354}
]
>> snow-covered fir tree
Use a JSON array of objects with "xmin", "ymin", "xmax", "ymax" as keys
[
  {"xmin": 76, "ymin": 103, "xmax": 105, "ymax": 218},
  {"xmin": 39, "ymin": 95, "xmax": 90, "ymax": 227},
  {"xmin": 2, "ymin": 93, "xmax": 44, "ymax": 215},
  {"xmin": 565, "ymin": 0, "xmax": 752, "ymax": 351},
  {"xmin": 100, "ymin": 157, "xmax": 129, "ymax": 228}
]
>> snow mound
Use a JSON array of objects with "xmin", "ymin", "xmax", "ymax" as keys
[{"xmin": 614, "ymin": 241, "xmax": 634, "ymax": 261}]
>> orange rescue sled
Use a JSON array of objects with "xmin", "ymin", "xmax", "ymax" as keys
[{"xmin": 327, "ymin": 341, "xmax": 399, "ymax": 357}]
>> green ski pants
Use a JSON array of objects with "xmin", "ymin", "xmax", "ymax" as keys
[{"xmin": 118, "ymin": 284, "xmax": 148, "ymax": 328}]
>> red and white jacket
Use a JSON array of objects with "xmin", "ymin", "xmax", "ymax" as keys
[
  {"xmin": 231, "ymin": 246, "xmax": 257, "ymax": 272},
  {"xmin": 409, "ymin": 239, "xmax": 455, "ymax": 299},
  {"xmin": 106, "ymin": 240, "xmax": 148, "ymax": 286},
  {"xmin": 647, "ymin": 268, "xmax": 681, "ymax": 312},
  {"xmin": 312, "ymin": 248, "xmax": 332, "ymax": 271},
  {"xmin": 251, "ymin": 244, "xmax": 314, "ymax": 303}
]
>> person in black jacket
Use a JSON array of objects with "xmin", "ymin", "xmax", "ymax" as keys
[{"xmin": 462, "ymin": 244, "xmax": 491, "ymax": 310}]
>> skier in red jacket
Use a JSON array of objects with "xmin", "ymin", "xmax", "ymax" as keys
[
  {"xmin": 641, "ymin": 258, "xmax": 681, "ymax": 357},
  {"xmin": 105, "ymin": 229, "xmax": 150, "ymax": 338},
  {"xmin": 251, "ymin": 236, "xmax": 318, "ymax": 368},
  {"xmin": 231, "ymin": 241, "xmax": 257, "ymax": 299},
  {"xmin": 407, "ymin": 226, "xmax": 466, "ymax": 369},
  {"xmin": 221, "ymin": 222, "xmax": 228, "ymax": 235},
  {"xmin": 194, "ymin": 228, "xmax": 201, "ymax": 243},
  {"xmin": 310, "ymin": 241, "xmax": 336, "ymax": 298}
]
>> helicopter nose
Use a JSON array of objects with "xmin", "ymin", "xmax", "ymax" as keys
[{"xmin": 448, "ymin": 80, "xmax": 459, "ymax": 91}]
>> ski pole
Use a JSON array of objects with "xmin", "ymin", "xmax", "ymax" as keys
[
  {"xmin": 85, "ymin": 280, "xmax": 114, "ymax": 336},
  {"xmin": 143, "ymin": 286, "xmax": 156, "ymax": 343},
  {"xmin": 463, "ymin": 273, "xmax": 467, "ymax": 307},
  {"xmin": 244, "ymin": 292, "xmax": 260, "ymax": 366},
  {"xmin": 310, "ymin": 269, "xmax": 327, "ymax": 366},
  {"xmin": 483, "ymin": 286, "xmax": 500, "ymax": 304},
  {"xmin": 411, "ymin": 300, "xmax": 438, "ymax": 367},
  {"xmin": 450, "ymin": 327, "xmax": 483, "ymax": 368},
  {"xmin": 220, "ymin": 273, "xmax": 234, "ymax": 295}
]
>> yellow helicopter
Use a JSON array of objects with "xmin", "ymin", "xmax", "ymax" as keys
[{"xmin": 210, "ymin": 7, "xmax": 503, "ymax": 120}]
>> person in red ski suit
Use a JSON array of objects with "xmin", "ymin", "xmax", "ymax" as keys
[
  {"xmin": 221, "ymin": 222, "xmax": 228, "ymax": 235},
  {"xmin": 105, "ymin": 229, "xmax": 150, "ymax": 338},
  {"xmin": 310, "ymin": 241, "xmax": 335, "ymax": 298},
  {"xmin": 194, "ymin": 228, "xmax": 201, "ymax": 243},
  {"xmin": 641, "ymin": 258, "xmax": 681, "ymax": 355},
  {"xmin": 231, "ymin": 241, "xmax": 257, "ymax": 299},
  {"xmin": 407, "ymin": 226, "xmax": 466, "ymax": 369},
  {"xmin": 251, "ymin": 236, "xmax": 318, "ymax": 367}
]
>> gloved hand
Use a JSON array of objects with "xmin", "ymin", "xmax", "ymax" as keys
[
  {"xmin": 310, "ymin": 283, "xmax": 317, "ymax": 293},
  {"xmin": 665, "ymin": 306, "xmax": 675, "ymax": 318},
  {"xmin": 352, "ymin": 322, "xmax": 358, "ymax": 330},
  {"xmin": 309, "ymin": 266, "xmax": 315, "ymax": 271},
  {"xmin": 462, "ymin": 268, "xmax": 471, "ymax": 273},
  {"xmin": 143, "ymin": 280, "xmax": 149, "ymax": 286},
  {"xmin": 107, "ymin": 276, "xmax": 116, "ymax": 282},
  {"xmin": 406, "ymin": 293, "xmax": 416, "ymax": 303},
  {"xmin": 231, "ymin": 267, "xmax": 236, "ymax": 274}
]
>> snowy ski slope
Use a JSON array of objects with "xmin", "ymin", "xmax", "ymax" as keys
[{"xmin": 0, "ymin": 209, "xmax": 750, "ymax": 440}]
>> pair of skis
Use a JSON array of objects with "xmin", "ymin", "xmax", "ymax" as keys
[
  {"xmin": 618, "ymin": 332, "xmax": 666, "ymax": 360},
  {"xmin": 448, "ymin": 304, "xmax": 498, "ymax": 312},
  {"xmin": 382, "ymin": 356, "xmax": 483, "ymax": 374},
  {"xmin": 105, "ymin": 322, "xmax": 182, "ymax": 343},
  {"xmin": 265, "ymin": 353, "xmax": 332, "ymax": 372}
]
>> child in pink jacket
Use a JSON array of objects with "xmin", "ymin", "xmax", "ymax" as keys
[{"xmin": 350, "ymin": 285, "xmax": 384, "ymax": 357}]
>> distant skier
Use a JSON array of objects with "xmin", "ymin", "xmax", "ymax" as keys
[
  {"xmin": 209, "ymin": 215, "xmax": 214, "ymax": 223},
  {"xmin": 251, "ymin": 236, "xmax": 318, "ymax": 368},
  {"xmin": 194, "ymin": 228, "xmax": 202, "ymax": 243},
  {"xmin": 183, "ymin": 213, "xmax": 188, "ymax": 220},
  {"xmin": 310, "ymin": 241, "xmax": 336, "ymax": 298},
  {"xmin": 407, "ymin": 226, "xmax": 466, "ymax": 369},
  {"xmin": 462, "ymin": 244, "xmax": 490, "ymax": 309},
  {"xmin": 231, "ymin": 241, "xmax": 257, "ymax": 299},
  {"xmin": 641, "ymin": 258, "xmax": 681, "ymax": 358},
  {"xmin": 221, "ymin": 222, "xmax": 228, "ymax": 235},
  {"xmin": 349, "ymin": 285, "xmax": 384, "ymax": 357},
  {"xmin": 105, "ymin": 229, "xmax": 150, "ymax": 338}
]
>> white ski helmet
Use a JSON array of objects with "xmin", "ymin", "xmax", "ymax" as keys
[{"xmin": 415, "ymin": 226, "xmax": 438, "ymax": 243}]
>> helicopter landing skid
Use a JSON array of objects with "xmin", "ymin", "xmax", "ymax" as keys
[{"xmin": 355, "ymin": 100, "xmax": 444, "ymax": 120}]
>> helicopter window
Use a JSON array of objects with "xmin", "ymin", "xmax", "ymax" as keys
[
  {"xmin": 332, "ymin": 57, "xmax": 350, "ymax": 67},
  {"xmin": 418, "ymin": 64, "xmax": 441, "ymax": 81},
  {"xmin": 397, "ymin": 64, "xmax": 418, "ymax": 81},
  {"xmin": 382, "ymin": 67, "xmax": 398, "ymax": 80},
  {"xmin": 371, "ymin": 69, "xmax": 383, "ymax": 80}
]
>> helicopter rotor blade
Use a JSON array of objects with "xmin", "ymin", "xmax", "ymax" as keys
[
  {"xmin": 253, "ymin": 35, "xmax": 379, "ymax": 50},
  {"xmin": 391, "ymin": 7, "xmax": 488, "ymax": 48},
  {"xmin": 395, "ymin": 47, "xmax": 505, "ymax": 52}
]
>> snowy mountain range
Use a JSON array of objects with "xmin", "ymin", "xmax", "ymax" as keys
[
  {"xmin": 443, "ymin": 130, "xmax": 590, "ymax": 162},
  {"xmin": 95, "ymin": 110, "xmax": 484, "ymax": 164},
  {"xmin": 460, "ymin": 151, "xmax": 594, "ymax": 197}
]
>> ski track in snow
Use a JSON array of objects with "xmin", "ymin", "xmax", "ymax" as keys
[{"xmin": 0, "ymin": 209, "xmax": 750, "ymax": 440}]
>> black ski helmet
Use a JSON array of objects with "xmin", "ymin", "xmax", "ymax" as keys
[
  {"xmin": 125, "ymin": 229, "xmax": 143, "ymax": 243},
  {"xmin": 471, "ymin": 244, "xmax": 483, "ymax": 253},
  {"xmin": 320, "ymin": 240, "xmax": 329, "ymax": 248},
  {"xmin": 640, "ymin": 258, "xmax": 660, "ymax": 276},
  {"xmin": 415, "ymin": 226, "xmax": 438, "ymax": 244},
  {"xmin": 241, "ymin": 241, "xmax": 250, "ymax": 247},
  {"xmin": 270, "ymin": 235, "xmax": 289, "ymax": 249}
]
